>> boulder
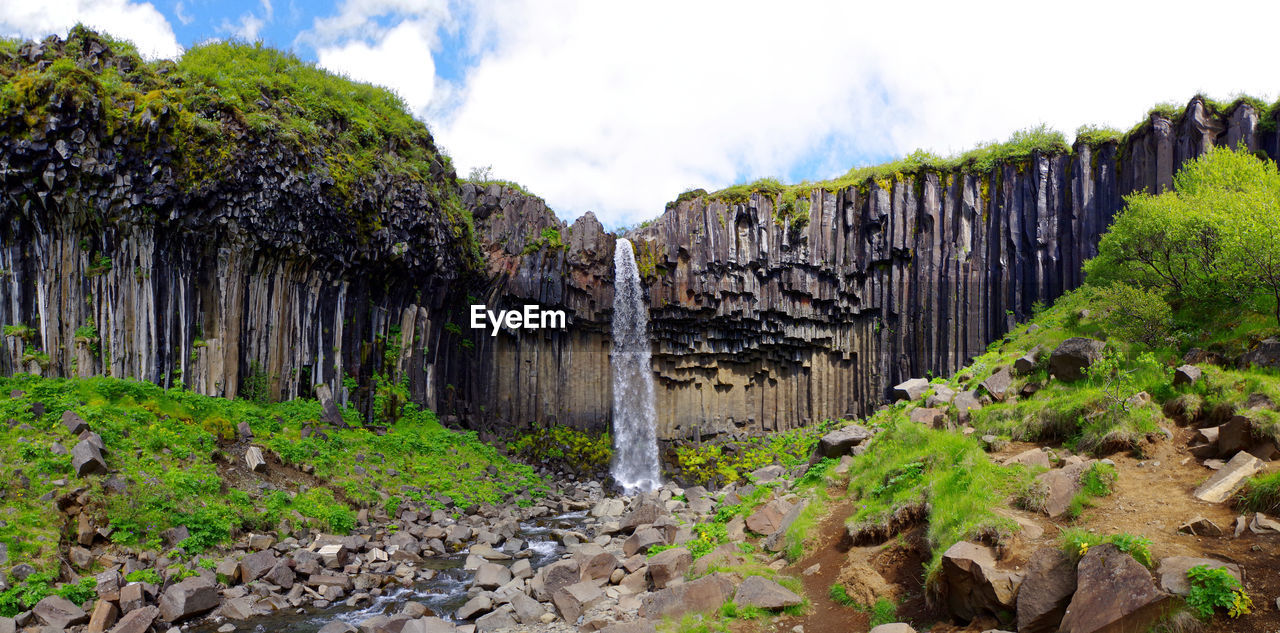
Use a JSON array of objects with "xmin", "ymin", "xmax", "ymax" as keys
[
  {"xmin": 472, "ymin": 563, "xmax": 511, "ymax": 589},
  {"xmin": 1241, "ymin": 337, "xmax": 1280, "ymax": 370},
  {"xmin": 647, "ymin": 547, "xmax": 692, "ymax": 589},
  {"xmin": 938, "ymin": 541, "xmax": 1021, "ymax": 622},
  {"xmin": 540, "ymin": 559, "xmax": 581, "ymax": 597},
  {"xmin": 1004, "ymin": 448, "xmax": 1051, "ymax": 469},
  {"xmin": 508, "ymin": 592, "xmax": 545, "ymax": 624},
  {"xmin": 245, "ymin": 446, "xmax": 267, "ymax": 472},
  {"xmin": 62, "ymin": 410, "xmax": 89, "ymax": 435},
  {"xmin": 1033, "ymin": 460, "xmax": 1091, "ymax": 518},
  {"xmin": 1249, "ymin": 512, "xmax": 1280, "ymax": 534},
  {"xmin": 474, "ymin": 610, "xmax": 517, "ymax": 633},
  {"xmin": 158, "ymin": 576, "xmax": 221, "ymax": 622},
  {"xmin": 953, "ymin": 391, "xmax": 983, "ymax": 421},
  {"xmin": 107, "ymin": 606, "xmax": 159, "ymax": 633},
  {"xmin": 1016, "ymin": 548, "xmax": 1077, "ymax": 633},
  {"xmin": 622, "ymin": 526, "xmax": 665, "ymax": 556},
  {"xmin": 88, "ymin": 601, "xmax": 120, "ymax": 633},
  {"xmin": 925, "ymin": 384, "xmax": 957, "ymax": 408},
  {"xmin": 1058, "ymin": 544, "xmax": 1170, "ymax": 633},
  {"xmin": 812, "ymin": 424, "xmax": 872, "ymax": 459},
  {"xmin": 745, "ymin": 499, "xmax": 791, "ymax": 535},
  {"xmin": 892, "ymin": 378, "xmax": 929, "ymax": 402},
  {"xmin": 574, "ymin": 545, "xmax": 618, "ymax": 581},
  {"xmin": 618, "ymin": 499, "xmax": 666, "ymax": 533},
  {"xmin": 318, "ymin": 623, "xmax": 359, "ymax": 633},
  {"xmin": 33, "ymin": 595, "xmax": 87, "ymax": 628},
  {"xmin": 598, "ymin": 621, "xmax": 657, "ymax": 633},
  {"xmin": 762, "ymin": 500, "xmax": 808, "ymax": 552},
  {"xmin": 1013, "ymin": 346, "xmax": 1043, "ymax": 375},
  {"xmin": 639, "ymin": 574, "xmax": 734, "ymax": 619},
  {"xmin": 1155, "ymin": 557, "xmax": 1242, "ymax": 596},
  {"xmin": 980, "ymin": 367, "xmax": 1013, "ymax": 401},
  {"xmin": 1172, "ymin": 365, "xmax": 1201, "ymax": 387},
  {"xmin": 868, "ymin": 625, "xmax": 916, "ymax": 633},
  {"xmin": 315, "ymin": 383, "xmax": 349, "ymax": 428},
  {"xmin": 456, "ymin": 594, "xmax": 492, "ymax": 620},
  {"xmin": 1193, "ymin": 451, "xmax": 1263, "ymax": 503},
  {"xmin": 239, "ymin": 549, "xmax": 278, "ymax": 582},
  {"xmin": 119, "ymin": 582, "xmax": 145, "ymax": 612},
  {"xmin": 1177, "ymin": 517, "xmax": 1223, "ymax": 537},
  {"xmin": 552, "ymin": 581, "xmax": 603, "ymax": 623},
  {"xmin": 72, "ymin": 438, "xmax": 108, "ymax": 476},
  {"xmin": 1049, "ymin": 337, "xmax": 1106, "ymax": 382},
  {"xmin": 732, "ymin": 576, "xmax": 802, "ymax": 609},
  {"xmin": 908, "ymin": 407, "xmax": 946, "ymax": 428}
]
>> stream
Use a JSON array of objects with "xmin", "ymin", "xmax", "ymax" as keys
[{"xmin": 195, "ymin": 510, "xmax": 590, "ymax": 633}]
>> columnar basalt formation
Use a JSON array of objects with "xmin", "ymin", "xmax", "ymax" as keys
[{"xmin": 1, "ymin": 35, "xmax": 1275, "ymax": 441}]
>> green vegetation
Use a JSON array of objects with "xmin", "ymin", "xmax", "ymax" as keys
[
  {"xmin": 0, "ymin": 374, "xmax": 544, "ymax": 577},
  {"xmin": 673, "ymin": 421, "xmax": 836, "ymax": 486},
  {"xmin": 508, "ymin": 424, "xmax": 612, "ymax": 472},
  {"xmin": 1067, "ymin": 461, "xmax": 1117, "ymax": 519},
  {"xmin": 1059, "ymin": 529, "xmax": 1153, "ymax": 567},
  {"xmin": 0, "ymin": 573, "xmax": 95, "ymax": 618},
  {"xmin": 2, "ymin": 324, "xmax": 34, "ymax": 340},
  {"xmin": 844, "ymin": 416, "xmax": 1024, "ymax": 584},
  {"xmin": 826, "ymin": 585, "xmax": 897, "ymax": 626},
  {"xmin": 1185, "ymin": 565, "xmax": 1252, "ymax": 620},
  {"xmin": 0, "ymin": 26, "xmax": 477, "ymax": 257},
  {"xmin": 522, "ymin": 227, "xmax": 567, "ymax": 254},
  {"xmin": 1236, "ymin": 471, "xmax": 1280, "ymax": 514}
]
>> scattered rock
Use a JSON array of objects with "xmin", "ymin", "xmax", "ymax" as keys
[
  {"xmin": 1013, "ymin": 346, "xmax": 1042, "ymax": 375},
  {"xmin": 552, "ymin": 582, "xmax": 603, "ymax": 623},
  {"xmin": 1004, "ymin": 448, "xmax": 1051, "ymax": 469},
  {"xmin": 1250, "ymin": 512, "xmax": 1280, "ymax": 534},
  {"xmin": 892, "ymin": 378, "xmax": 929, "ymax": 402},
  {"xmin": 1036, "ymin": 460, "xmax": 1092, "ymax": 518},
  {"xmin": 107, "ymin": 606, "xmax": 158, "ymax": 633},
  {"xmin": 1156, "ymin": 557, "xmax": 1242, "ymax": 596},
  {"xmin": 647, "ymin": 547, "xmax": 692, "ymax": 589},
  {"xmin": 72, "ymin": 438, "xmax": 108, "ymax": 476},
  {"xmin": 87, "ymin": 600, "xmax": 120, "ymax": 633},
  {"xmin": 1058, "ymin": 544, "xmax": 1170, "ymax": 633},
  {"xmin": 939, "ymin": 541, "xmax": 1021, "ymax": 621},
  {"xmin": 239, "ymin": 549, "xmax": 278, "ymax": 582},
  {"xmin": 33, "ymin": 595, "xmax": 88, "ymax": 628},
  {"xmin": 1193, "ymin": 451, "xmax": 1263, "ymax": 503},
  {"xmin": 1177, "ymin": 517, "xmax": 1223, "ymax": 537},
  {"xmin": 812, "ymin": 425, "xmax": 872, "ymax": 460},
  {"xmin": 868, "ymin": 625, "xmax": 916, "ymax": 633},
  {"xmin": 953, "ymin": 391, "xmax": 983, "ymax": 421},
  {"xmin": 733, "ymin": 576, "xmax": 802, "ymax": 610},
  {"xmin": 158, "ymin": 576, "xmax": 221, "ymax": 622},
  {"xmin": 1173, "ymin": 365, "xmax": 1201, "ymax": 387},
  {"xmin": 456, "ymin": 594, "xmax": 492, "ymax": 620},
  {"xmin": 62, "ymin": 410, "xmax": 89, "ymax": 435},
  {"xmin": 980, "ymin": 367, "xmax": 1013, "ymax": 401},
  {"xmin": 245, "ymin": 446, "xmax": 266, "ymax": 472},
  {"xmin": 473, "ymin": 563, "xmax": 511, "ymax": 590},
  {"xmin": 746, "ymin": 499, "xmax": 791, "ymax": 535},
  {"xmin": 908, "ymin": 407, "xmax": 946, "ymax": 428},
  {"xmin": 1049, "ymin": 337, "xmax": 1105, "ymax": 382},
  {"xmin": 1016, "ymin": 548, "xmax": 1077, "ymax": 633},
  {"xmin": 639, "ymin": 574, "xmax": 734, "ymax": 620},
  {"xmin": 1240, "ymin": 337, "xmax": 1280, "ymax": 370}
]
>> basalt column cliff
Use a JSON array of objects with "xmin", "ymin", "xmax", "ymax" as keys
[
  {"xmin": 468, "ymin": 98, "xmax": 1277, "ymax": 440},
  {"xmin": 2, "ymin": 32, "xmax": 1277, "ymax": 441}
]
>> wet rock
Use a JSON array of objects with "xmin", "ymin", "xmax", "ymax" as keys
[
  {"xmin": 938, "ymin": 541, "xmax": 1021, "ymax": 621},
  {"xmin": 892, "ymin": 378, "xmax": 929, "ymax": 402},
  {"xmin": 639, "ymin": 574, "xmax": 734, "ymax": 619},
  {"xmin": 34, "ymin": 595, "xmax": 88, "ymax": 628},
  {"xmin": 1016, "ymin": 548, "xmax": 1076, "ymax": 633},
  {"xmin": 647, "ymin": 547, "xmax": 692, "ymax": 589},
  {"xmin": 158, "ymin": 576, "xmax": 221, "ymax": 622},
  {"xmin": 1193, "ymin": 451, "xmax": 1263, "ymax": 503},
  {"xmin": 1049, "ymin": 338, "xmax": 1105, "ymax": 382},
  {"xmin": 812, "ymin": 424, "xmax": 872, "ymax": 460},
  {"xmin": 733, "ymin": 576, "xmax": 802, "ymax": 609},
  {"xmin": 1156, "ymin": 557, "xmax": 1242, "ymax": 596},
  {"xmin": 1058, "ymin": 544, "xmax": 1170, "ymax": 633},
  {"xmin": 72, "ymin": 438, "xmax": 107, "ymax": 476},
  {"xmin": 473, "ymin": 563, "xmax": 511, "ymax": 589}
]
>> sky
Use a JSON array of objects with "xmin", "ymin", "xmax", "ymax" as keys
[{"xmin": 4, "ymin": 1, "xmax": 1280, "ymax": 229}]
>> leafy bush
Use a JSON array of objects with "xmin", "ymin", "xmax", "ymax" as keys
[
  {"xmin": 1186, "ymin": 565, "xmax": 1252, "ymax": 619},
  {"xmin": 673, "ymin": 421, "xmax": 835, "ymax": 486},
  {"xmin": 1060, "ymin": 529, "xmax": 1153, "ymax": 567},
  {"xmin": 1080, "ymin": 462, "xmax": 1117, "ymax": 497},
  {"xmin": 1091, "ymin": 283, "xmax": 1174, "ymax": 347},
  {"xmin": 509, "ymin": 424, "xmax": 612, "ymax": 471},
  {"xmin": 125, "ymin": 568, "xmax": 163, "ymax": 584}
]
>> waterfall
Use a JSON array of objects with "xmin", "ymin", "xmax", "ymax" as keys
[{"xmin": 610, "ymin": 238, "xmax": 661, "ymax": 492}]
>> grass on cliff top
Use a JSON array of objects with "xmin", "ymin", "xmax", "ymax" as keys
[
  {"xmin": 0, "ymin": 374, "xmax": 544, "ymax": 580},
  {"xmin": 0, "ymin": 26, "xmax": 475, "ymax": 247}
]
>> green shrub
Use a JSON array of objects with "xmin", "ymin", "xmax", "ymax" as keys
[
  {"xmin": 124, "ymin": 568, "xmax": 163, "ymax": 584},
  {"xmin": 869, "ymin": 598, "xmax": 898, "ymax": 627},
  {"xmin": 1091, "ymin": 283, "xmax": 1173, "ymax": 347},
  {"xmin": 1186, "ymin": 565, "xmax": 1252, "ymax": 619},
  {"xmin": 509, "ymin": 425, "xmax": 611, "ymax": 471},
  {"xmin": 1080, "ymin": 462, "xmax": 1117, "ymax": 497},
  {"xmin": 1060, "ymin": 529, "xmax": 1153, "ymax": 567},
  {"xmin": 1236, "ymin": 471, "xmax": 1280, "ymax": 514}
]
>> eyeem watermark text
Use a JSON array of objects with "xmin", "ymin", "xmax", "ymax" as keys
[{"xmin": 470, "ymin": 305, "xmax": 567, "ymax": 336}]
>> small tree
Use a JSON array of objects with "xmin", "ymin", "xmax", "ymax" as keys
[{"xmin": 1092, "ymin": 282, "xmax": 1174, "ymax": 348}]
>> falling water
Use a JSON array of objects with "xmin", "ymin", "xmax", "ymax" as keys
[{"xmin": 610, "ymin": 239, "xmax": 661, "ymax": 492}]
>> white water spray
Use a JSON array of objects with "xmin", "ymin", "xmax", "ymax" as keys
[{"xmin": 610, "ymin": 239, "xmax": 661, "ymax": 493}]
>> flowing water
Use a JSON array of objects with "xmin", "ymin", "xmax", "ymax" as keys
[
  {"xmin": 194, "ymin": 511, "xmax": 588, "ymax": 633},
  {"xmin": 610, "ymin": 239, "xmax": 661, "ymax": 493}
]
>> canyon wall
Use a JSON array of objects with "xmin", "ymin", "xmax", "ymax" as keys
[
  {"xmin": 464, "ymin": 99, "xmax": 1278, "ymax": 440},
  {"xmin": 1, "ymin": 36, "xmax": 1275, "ymax": 442}
]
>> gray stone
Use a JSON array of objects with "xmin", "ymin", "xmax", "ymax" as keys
[
  {"xmin": 158, "ymin": 576, "xmax": 221, "ymax": 622},
  {"xmin": 1016, "ymin": 548, "xmax": 1076, "ymax": 633},
  {"xmin": 892, "ymin": 378, "xmax": 929, "ymax": 402},
  {"xmin": 318, "ymin": 622, "xmax": 358, "ymax": 633},
  {"xmin": 980, "ymin": 367, "xmax": 1013, "ymax": 401},
  {"xmin": 456, "ymin": 594, "xmax": 492, "ymax": 620},
  {"xmin": 1013, "ymin": 346, "xmax": 1042, "ymax": 375},
  {"xmin": 508, "ymin": 592, "xmax": 545, "ymax": 624},
  {"xmin": 812, "ymin": 424, "xmax": 871, "ymax": 459},
  {"xmin": 1177, "ymin": 517, "xmax": 1223, "ymax": 537},
  {"xmin": 107, "ymin": 606, "xmax": 158, "ymax": 633},
  {"xmin": 1241, "ymin": 337, "xmax": 1280, "ymax": 370},
  {"xmin": 1058, "ymin": 544, "xmax": 1170, "ymax": 633},
  {"xmin": 1193, "ymin": 451, "xmax": 1263, "ymax": 503},
  {"xmin": 33, "ymin": 595, "xmax": 87, "ymax": 628},
  {"xmin": 639, "ymin": 574, "xmax": 734, "ymax": 619},
  {"xmin": 1049, "ymin": 338, "xmax": 1105, "ymax": 382},
  {"xmin": 238, "ymin": 549, "xmax": 278, "ymax": 582},
  {"xmin": 62, "ymin": 410, "xmax": 89, "ymax": 435},
  {"xmin": 1156, "ymin": 557, "xmax": 1242, "ymax": 596},
  {"xmin": 1173, "ymin": 365, "xmax": 1201, "ymax": 387},
  {"xmin": 472, "ymin": 563, "xmax": 511, "ymax": 590},
  {"xmin": 474, "ymin": 610, "xmax": 516, "ymax": 633},
  {"xmin": 72, "ymin": 439, "xmax": 107, "ymax": 476},
  {"xmin": 245, "ymin": 446, "xmax": 266, "ymax": 472},
  {"xmin": 552, "ymin": 582, "xmax": 602, "ymax": 623},
  {"xmin": 939, "ymin": 541, "xmax": 1021, "ymax": 621},
  {"xmin": 647, "ymin": 547, "xmax": 692, "ymax": 589},
  {"xmin": 745, "ymin": 499, "xmax": 791, "ymax": 535},
  {"xmin": 732, "ymin": 576, "xmax": 802, "ymax": 609}
]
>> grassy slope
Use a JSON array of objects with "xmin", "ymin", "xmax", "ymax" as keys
[{"xmin": 0, "ymin": 374, "xmax": 544, "ymax": 579}]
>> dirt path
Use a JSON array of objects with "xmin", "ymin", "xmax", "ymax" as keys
[{"xmin": 775, "ymin": 495, "xmax": 870, "ymax": 633}]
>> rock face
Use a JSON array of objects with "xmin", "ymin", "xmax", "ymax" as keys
[
  {"xmin": 1016, "ymin": 548, "xmax": 1077, "ymax": 633},
  {"xmin": 1058, "ymin": 544, "xmax": 1171, "ymax": 633},
  {"xmin": 0, "ymin": 36, "xmax": 1270, "ymax": 442}
]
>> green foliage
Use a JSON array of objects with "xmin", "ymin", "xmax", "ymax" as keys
[
  {"xmin": 869, "ymin": 598, "xmax": 898, "ymax": 628},
  {"xmin": 1091, "ymin": 283, "xmax": 1174, "ymax": 348},
  {"xmin": 125, "ymin": 568, "xmax": 163, "ymax": 584},
  {"xmin": 1075, "ymin": 124, "xmax": 1123, "ymax": 146},
  {"xmin": 3, "ymin": 324, "xmax": 35, "ymax": 340},
  {"xmin": 241, "ymin": 360, "xmax": 271, "ymax": 405},
  {"xmin": 828, "ymin": 583, "xmax": 858, "ymax": 607},
  {"xmin": 1060, "ymin": 529, "xmax": 1153, "ymax": 567},
  {"xmin": 522, "ymin": 227, "xmax": 567, "ymax": 254},
  {"xmin": 673, "ymin": 421, "xmax": 835, "ymax": 486},
  {"xmin": 509, "ymin": 424, "xmax": 612, "ymax": 471},
  {"xmin": 845, "ymin": 418, "xmax": 1020, "ymax": 584},
  {"xmin": 0, "ymin": 573, "xmax": 94, "ymax": 617},
  {"xmin": 293, "ymin": 487, "xmax": 355, "ymax": 534},
  {"xmin": 1185, "ymin": 565, "xmax": 1252, "ymax": 619},
  {"xmin": 1087, "ymin": 147, "xmax": 1280, "ymax": 325},
  {"xmin": 1080, "ymin": 462, "xmax": 1117, "ymax": 497},
  {"xmin": 1236, "ymin": 471, "xmax": 1280, "ymax": 514}
]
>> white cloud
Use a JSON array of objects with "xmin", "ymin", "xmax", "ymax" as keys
[
  {"xmin": 174, "ymin": 1, "xmax": 193, "ymax": 26},
  {"xmin": 316, "ymin": 19, "xmax": 438, "ymax": 114},
  {"xmin": 434, "ymin": 0, "xmax": 1280, "ymax": 228},
  {"xmin": 0, "ymin": 0, "xmax": 181, "ymax": 59},
  {"xmin": 219, "ymin": 0, "xmax": 275, "ymax": 42}
]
